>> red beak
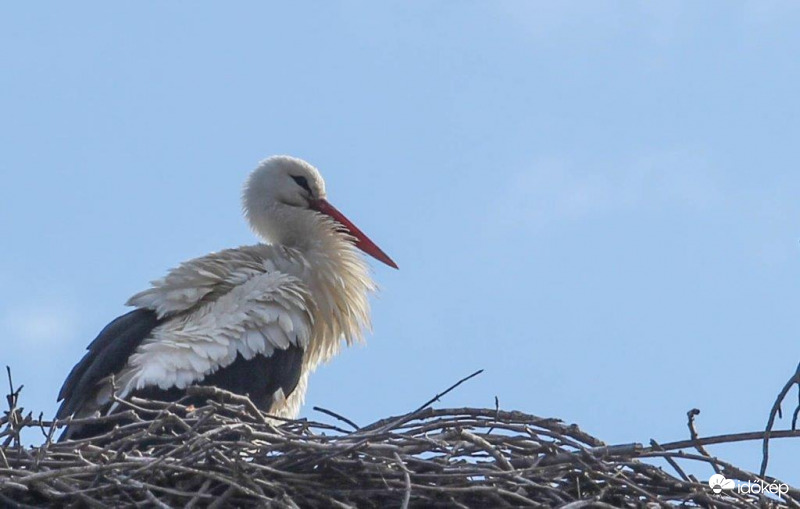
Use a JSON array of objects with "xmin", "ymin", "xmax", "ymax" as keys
[{"xmin": 311, "ymin": 198, "xmax": 398, "ymax": 269}]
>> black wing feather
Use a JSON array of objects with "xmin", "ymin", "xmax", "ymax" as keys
[
  {"xmin": 56, "ymin": 309, "xmax": 161, "ymax": 419},
  {"xmin": 203, "ymin": 344, "xmax": 305, "ymax": 410},
  {"xmin": 132, "ymin": 344, "xmax": 305, "ymax": 411}
]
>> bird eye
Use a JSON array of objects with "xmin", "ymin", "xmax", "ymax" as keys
[{"xmin": 291, "ymin": 175, "xmax": 312, "ymax": 194}]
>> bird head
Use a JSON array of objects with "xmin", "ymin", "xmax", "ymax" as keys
[{"xmin": 243, "ymin": 156, "xmax": 397, "ymax": 269}]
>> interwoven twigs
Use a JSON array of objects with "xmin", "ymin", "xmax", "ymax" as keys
[{"xmin": 2, "ymin": 390, "xmax": 799, "ymax": 508}]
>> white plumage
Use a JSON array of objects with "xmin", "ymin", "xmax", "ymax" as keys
[{"xmin": 57, "ymin": 156, "xmax": 396, "ymax": 436}]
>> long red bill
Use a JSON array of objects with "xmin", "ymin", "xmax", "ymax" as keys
[{"xmin": 311, "ymin": 198, "xmax": 398, "ymax": 269}]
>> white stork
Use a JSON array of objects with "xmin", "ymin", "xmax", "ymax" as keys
[{"xmin": 57, "ymin": 156, "xmax": 396, "ymax": 439}]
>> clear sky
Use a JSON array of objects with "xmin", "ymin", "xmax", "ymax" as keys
[{"xmin": 2, "ymin": 1, "xmax": 799, "ymax": 485}]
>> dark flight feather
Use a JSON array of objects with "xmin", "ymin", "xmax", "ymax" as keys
[
  {"xmin": 57, "ymin": 309, "xmax": 305, "ymax": 440},
  {"xmin": 56, "ymin": 309, "xmax": 161, "ymax": 420}
]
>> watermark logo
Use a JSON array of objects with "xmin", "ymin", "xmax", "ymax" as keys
[
  {"xmin": 708, "ymin": 474, "xmax": 735, "ymax": 494},
  {"xmin": 708, "ymin": 474, "xmax": 788, "ymax": 496}
]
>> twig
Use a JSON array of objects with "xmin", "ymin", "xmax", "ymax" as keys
[
  {"xmin": 648, "ymin": 439, "xmax": 690, "ymax": 482},
  {"xmin": 641, "ymin": 428, "xmax": 800, "ymax": 453},
  {"xmin": 412, "ymin": 369, "xmax": 484, "ymax": 414},
  {"xmin": 760, "ymin": 362, "xmax": 800, "ymax": 477},
  {"xmin": 686, "ymin": 408, "xmax": 719, "ymax": 474},
  {"xmin": 312, "ymin": 406, "xmax": 360, "ymax": 431},
  {"xmin": 394, "ymin": 452, "xmax": 412, "ymax": 509}
]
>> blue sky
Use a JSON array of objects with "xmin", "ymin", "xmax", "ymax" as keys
[{"xmin": 2, "ymin": 1, "xmax": 799, "ymax": 485}]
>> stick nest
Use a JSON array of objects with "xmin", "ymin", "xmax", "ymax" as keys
[{"xmin": 2, "ymin": 386, "xmax": 799, "ymax": 508}]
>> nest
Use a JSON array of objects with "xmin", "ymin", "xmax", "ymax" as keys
[{"xmin": 2, "ymin": 371, "xmax": 800, "ymax": 508}]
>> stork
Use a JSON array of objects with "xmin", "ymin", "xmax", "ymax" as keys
[{"xmin": 56, "ymin": 156, "xmax": 396, "ymax": 439}]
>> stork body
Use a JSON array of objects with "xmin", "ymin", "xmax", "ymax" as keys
[{"xmin": 57, "ymin": 156, "xmax": 396, "ymax": 439}]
